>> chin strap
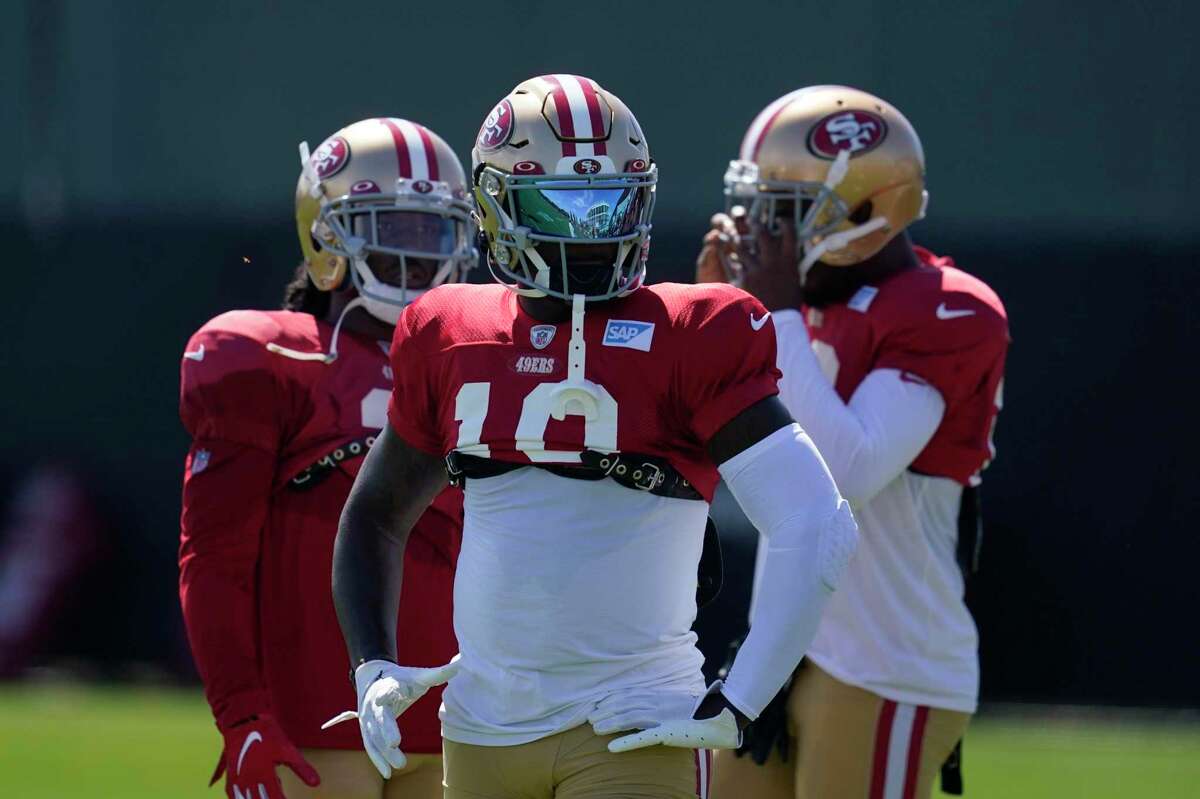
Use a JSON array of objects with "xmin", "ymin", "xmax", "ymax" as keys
[
  {"xmin": 548, "ymin": 293, "xmax": 600, "ymax": 423},
  {"xmin": 797, "ymin": 149, "xmax": 889, "ymax": 280},
  {"xmin": 266, "ymin": 296, "xmax": 365, "ymax": 364},
  {"xmin": 823, "ymin": 149, "xmax": 851, "ymax": 194},
  {"xmin": 298, "ymin": 141, "xmax": 324, "ymax": 197},
  {"xmin": 798, "ymin": 216, "xmax": 889, "ymax": 279}
]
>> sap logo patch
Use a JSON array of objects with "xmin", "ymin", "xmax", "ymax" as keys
[
  {"xmin": 603, "ymin": 320, "xmax": 655, "ymax": 352},
  {"xmin": 847, "ymin": 285, "xmax": 878, "ymax": 313}
]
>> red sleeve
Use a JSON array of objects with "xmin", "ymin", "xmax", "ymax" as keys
[
  {"xmin": 873, "ymin": 303, "xmax": 1008, "ymax": 407},
  {"xmin": 387, "ymin": 305, "xmax": 446, "ymax": 455},
  {"xmin": 179, "ymin": 320, "xmax": 284, "ymax": 450},
  {"xmin": 178, "ymin": 440, "xmax": 275, "ymax": 730},
  {"xmin": 178, "ymin": 317, "xmax": 286, "ymax": 730},
  {"xmin": 680, "ymin": 287, "xmax": 782, "ymax": 442},
  {"xmin": 873, "ymin": 295, "xmax": 1009, "ymax": 483}
]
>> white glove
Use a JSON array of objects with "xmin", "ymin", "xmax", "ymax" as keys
[
  {"xmin": 323, "ymin": 655, "xmax": 461, "ymax": 778},
  {"xmin": 607, "ymin": 708, "xmax": 741, "ymax": 753},
  {"xmin": 606, "ymin": 682, "xmax": 742, "ymax": 753}
]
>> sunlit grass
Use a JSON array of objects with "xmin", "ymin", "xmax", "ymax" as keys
[{"xmin": 0, "ymin": 684, "xmax": 1197, "ymax": 798}]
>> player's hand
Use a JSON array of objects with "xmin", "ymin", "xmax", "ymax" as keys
[
  {"xmin": 211, "ymin": 714, "xmax": 319, "ymax": 799},
  {"xmin": 606, "ymin": 685, "xmax": 745, "ymax": 753},
  {"xmin": 736, "ymin": 216, "xmax": 805, "ymax": 312},
  {"xmin": 322, "ymin": 655, "xmax": 461, "ymax": 779},
  {"xmin": 695, "ymin": 212, "xmax": 743, "ymax": 285}
]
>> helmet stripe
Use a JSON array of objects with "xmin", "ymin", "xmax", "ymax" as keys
[
  {"xmin": 394, "ymin": 119, "xmax": 433, "ymax": 181},
  {"xmin": 555, "ymin": 74, "xmax": 594, "ymax": 143},
  {"xmin": 414, "ymin": 124, "xmax": 440, "ymax": 181},
  {"xmin": 542, "ymin": 75, "xmax": 578, "ymax": 156},
  {"xmin": 378, "ymin": 118, "xmax": 414, "ymax": 178},
  {"xmin": 741, "ymin": 88, "xmax": 812, "ymax": 162},
  {"xmin": 576, "ymin": 76, "xmax": 608, "ymax": 156}
]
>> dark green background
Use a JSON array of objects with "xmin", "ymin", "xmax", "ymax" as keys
[{"xmin": 3, "ymin": 1, "xmax": 1196, "ymax": 706}]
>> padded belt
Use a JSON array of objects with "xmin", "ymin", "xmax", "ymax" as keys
[
  {"xmin": 287, "ymin": 434, "xmax": 375, "ymax": 492},
  {"xmin": 445, "ymin": 450, "xmax": 704, "ymax": 502}
]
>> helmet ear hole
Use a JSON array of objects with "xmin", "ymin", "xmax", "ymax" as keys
[{"xmin": 849, "ymin": 200, "xmax": 874, "ymax": 225}]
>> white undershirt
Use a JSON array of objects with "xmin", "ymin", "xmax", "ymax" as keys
[
  {"xmin": 766, "ymin": 309, "xmax": 981, "ymax": 712},
  {"xmin": 442, "ymin": 469, "xmax": 708, "ymax": 746}
]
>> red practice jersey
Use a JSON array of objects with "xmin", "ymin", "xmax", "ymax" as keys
[
  {"xmin": 804, "ymin": 247, "xmax": 1008, "ymax": 485},
  {"xmin": 179, "ymin": 309, "xmax": 461, "ymax": 751},
  {"xmin": 386, "ymin": 282, "xmax": 781, "ymax": 502}
]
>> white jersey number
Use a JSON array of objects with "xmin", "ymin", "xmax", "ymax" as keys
[
  {"xmin": 453, "ymin": 380, "xmax": 618, "ymax": 463},
  {"xmin": 811, "ymin": 339, "xmax": 840, "ymax": 385},
  {"xmin": 360, "ymin": 387, "xmax": 390, "ymax": 429}
]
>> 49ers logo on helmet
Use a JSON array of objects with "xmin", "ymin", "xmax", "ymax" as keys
[
  {"xmin": 807, "ymin": 110, "xmax": 888, "ymax": 159},
  {"xmin": 573, "ymin": 158, "xmax": 602, "ymax": 175},
  {"xmin": 412, "ymin": 180, "xmax": 433, "ymax": 194},
  {"xmin": 350, "ymin": 180, "xmax": 380, "ymax": 195},
  {"xmin": 312, "ymin": 136, "xmax": 350, "ymax": 178},
  {"xmin": 624, "ymin": 158, "xmax": 648, "ymax": 172},
  {"xmin": 477, "ymin": 99, "xmax": 515, "ymax": 151}
]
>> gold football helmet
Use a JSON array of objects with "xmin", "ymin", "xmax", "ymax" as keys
[
  {"xmin": 470, "ymin": 75, "xmax": 656, "ymax": 302},
  {"xmin": 725, "ymin": 85, "xmax": 926, "ymax": 275},
  {"xmin": 295, "ymin": 118, "xmax": 474, "ymax": 323}
]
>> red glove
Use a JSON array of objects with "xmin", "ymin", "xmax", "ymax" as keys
[{"xmin": 210, "ymin": 715, "xmax": 320, "ymax": 799}]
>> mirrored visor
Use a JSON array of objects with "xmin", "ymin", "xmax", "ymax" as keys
[
  {"xmin": 512, "ymin": 184, "xmax": 645, "ymax": 240},
  {"xmin": 352, "ymin": 210, "xmax": 461, "ymax": 255}
]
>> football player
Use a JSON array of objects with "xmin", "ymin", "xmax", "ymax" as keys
[
  {"xmin": 323, "ymin": 75, "xmax": 859, "ymax": 799},
  {"xmin": 179, "ymin": 118, "xmax": 474, "ymax": 799},
  {"xmin": 697, "ymin": 86, "xmax": 1009, "ymax": 799}
]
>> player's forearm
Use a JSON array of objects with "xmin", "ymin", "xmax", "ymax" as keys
[
  {"xmin": 717, "ymin": 423, "xmax": 858, "ymax": 718},
  {"xmin": 179, "ymin": 559, "xmax": 271, "ymax": 728},
  {"xmin": 773, "ymin": 310, "xmax": 943, "ymax": 504},
  {"xmin": 332, "ymin": 426, "xmax": 448, "ymax": 667},
  {"xmin": 178, "ymin": 443, "xmax": 277, "ymax": 728},
  {"xmin": 332, "ymin": 487, "xmax": 407, "ymax": 666}
]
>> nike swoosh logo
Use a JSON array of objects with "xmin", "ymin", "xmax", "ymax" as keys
[
  {"xmin": 936, "ymin": 303, "xmax": 975, "ymax": 320},
  {"xmin": 236, "ymin": 731, "xmax": 262, "ymax": 774},
  {"xmin": 750, "ymin": 312, "xmax": 771, "ymax": 331},
  {"xmin": 183, "ymin": 345, "xmax": 206, "ymax": 361}
]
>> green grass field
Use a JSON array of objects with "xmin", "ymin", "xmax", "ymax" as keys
[{"xmin": 0, "ymin": 684, "xmax": 1197, "ymax": 798}]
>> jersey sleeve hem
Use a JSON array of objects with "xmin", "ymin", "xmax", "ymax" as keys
[
  {"xmin": 689, "ymin": 378, "xmax": 780, "ymax": 444},
  {"xmin": 386, "ymin": 394, "xmax": 446, "ymax": 456}
]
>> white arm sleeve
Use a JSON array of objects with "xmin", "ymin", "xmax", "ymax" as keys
[
  {"xmin": 717, "ymin": 424, "xmax": 858, "ymax": 719},
  {"xmin": 773, "ymin": 309, "xmax": 946, "ymax": 506}
]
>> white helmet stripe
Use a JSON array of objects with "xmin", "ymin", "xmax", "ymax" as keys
[
  {"xmin": 395, "ymin": 119, "xmax": 431, "ymax": 181},
  {"xmin": 554, "ymin": 74, "xmax": 596, "ymax": 156},
  {"xmin": 739, "ymin": 86, "xmax": 830, "ymax": 162}
]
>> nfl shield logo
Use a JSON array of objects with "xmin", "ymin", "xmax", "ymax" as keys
[
  {"xmin": 191, "ymin": 448, "xmax": 211, "ymax": 475},
  {"xmin": 531, "ymin": 324, "xmax": 556, "ymax": 350}
]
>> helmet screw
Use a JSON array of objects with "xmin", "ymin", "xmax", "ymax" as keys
[{"xmin": 495, "ymin": 247, "xmax": 511, "ymax": 266}]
